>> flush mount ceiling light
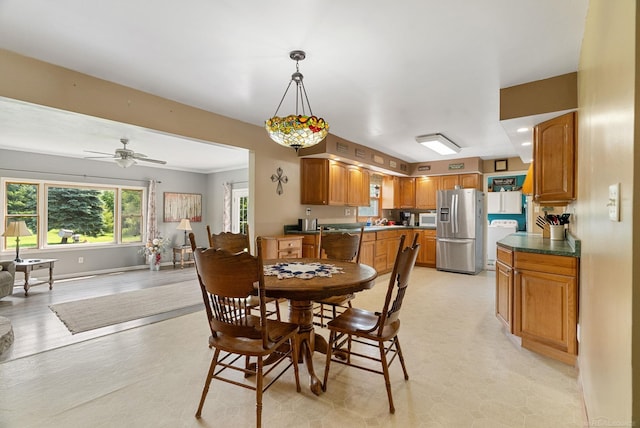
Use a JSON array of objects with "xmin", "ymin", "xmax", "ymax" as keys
[
  {"xmin": 416, "ymin": 133, "xmax": 461, "ymax": 155},
  {"xmin": 265, "ymin": 50, "xmax": 329, "ymax": 152}
]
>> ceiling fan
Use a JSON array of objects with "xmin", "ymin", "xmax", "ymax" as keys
[{"xmin": 84, "ymin": 138, "xmax": 167, "ymax": 168}]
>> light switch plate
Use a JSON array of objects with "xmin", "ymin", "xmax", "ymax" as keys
[{"xmin": 608, "ymin": 183, "xmax": 620, "ymax": 221}]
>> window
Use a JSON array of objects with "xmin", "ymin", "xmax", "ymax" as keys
[
  {"xmin": 232, "ymin": 188, "xmax": 248, "ymax": 234},
  {"xmin": 357, "ymin": 175, "xmax": 382, "ymax": 220},
  {"xmin": 2, "ymin": 179, "xmax": 144, "ymax": 251}
]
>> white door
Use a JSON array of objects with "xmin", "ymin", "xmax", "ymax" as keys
[{"xmin": 231, "ymin": 188, "xmax": 248, "ymax": 234}]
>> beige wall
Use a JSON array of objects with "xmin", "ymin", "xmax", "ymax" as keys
[
  {"xmin": 0, "ymin": 49, "xmax": 353, "ymax": 237},
  {"xmin": 575, "ymin": 0, "xmax": 636, "ymax": 424}
]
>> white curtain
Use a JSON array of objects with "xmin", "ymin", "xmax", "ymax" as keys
[
  {"xmin": 146, "ymin": 179, "xmax": 157, "ymax": 240},
  {"xmin": 223, "ymin": 182, "xmax": 231, "ymax": 232}
]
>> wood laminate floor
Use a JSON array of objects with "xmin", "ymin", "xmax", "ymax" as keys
[
  {"xmin": 0, "ymin": 266, "xmax": 587, "ymax": 427},
  {"xmin": 0, "ymin": 265, "xmax": 198, "ymax": 362}
]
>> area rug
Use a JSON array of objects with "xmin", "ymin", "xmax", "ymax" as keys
[{"xmin": 49, "ymin": 281, "xmax": 202, "ymax": 334}]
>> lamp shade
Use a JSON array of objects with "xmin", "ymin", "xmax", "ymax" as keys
[
  {"xmin": 176, "ymin": 218, "xmax": 192, "ymax": 231},
  {"xmin": 265, "ymin": 50, "xmax": 329, "ymax": 151},
  {"xmin": 2, "ymin": 220, "xmax": 32, "ymax": 237},
  {"xmin": 115, "ymin": 157, "xmax": 136, "ymax": 168}
]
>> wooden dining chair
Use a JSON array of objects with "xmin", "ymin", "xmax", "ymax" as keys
[
  {"xmin": 190, "ymin": 235, "xmax": 301, "ymax": 427},
  {"xmin": 313, "ymin": 226, "xmax": 364, "ymax": 327},
  {"xmin": 322, "ymin": 233, "xmax": 420, "ymax": 414},
  {"xmin": 206, "ymin": 224, "xmax": 281, "ymax": 321},
  {"xmin": 207, "ymin": 224, "xmax": 251, "ymax": 253}
]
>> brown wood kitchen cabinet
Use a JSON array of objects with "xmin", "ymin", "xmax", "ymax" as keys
[
  {"xmin": 496, "ymin": 243, "xmax": 579, "ymax": 365},
  {"xmin": 459, "ymin": 173, "xmax": 482, "ymax": 190},
  {"xmin": 347, "ymin": 165, "xmax": 370, "ymax": 206},
  {"xmin": 374, "ymin": 229, "xmax": 402, "ymax": 273},
  {"xmin": 359, "ymin": 232, "xmax": 376, "ymax": 267},
  {"xmin": 301, "ymin": 158, "xmax": 370, "ymax": 206},
  {"xmin": 415, "ymin": 229, "xmax": 436, "ymax": 268},
  {"xmin": 533, "ymin": 111, "xmax": 577, "ymax": 204},
  {"xmin": 495, "ymin": 246, "xmax": 514, "ymax": 332},
  {"xmin": 381, "ymin": 176, "xmax": 415, "ymax": 209},
  {"xmin": 415, "ymin": 176, "xmax": 439, "ymax": 210}
]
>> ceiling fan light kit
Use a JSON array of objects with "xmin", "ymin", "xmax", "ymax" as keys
[
  {"xmin": 115, "ymin": 157, "xmax": 136, "ymax": 168},
  {"xmin": 84, "ymin": 138, "xmax": 167, "ymax": 168},
  {"xmin": 265, "ymin": 50, "xmax": 329, "ymax": 152}
]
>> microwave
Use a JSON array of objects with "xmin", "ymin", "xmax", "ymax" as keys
[{"xmin": 419, "ymin": 212, "xmax": 437, "ymax": 228}]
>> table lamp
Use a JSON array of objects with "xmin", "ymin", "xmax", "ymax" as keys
[
  {"xmin": 2, "ymin": 220, "xmax": 32, "ymax": 262},
  {"xmin": 176, "ymin": 218, "xmax": 192, "ymax": 247}
]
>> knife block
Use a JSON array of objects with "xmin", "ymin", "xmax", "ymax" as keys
[{"xmin": 541, "ymin": 224, "xmax": 550, "ymax": 238}]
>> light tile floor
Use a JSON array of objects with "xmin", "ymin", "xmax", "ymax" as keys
[{"xmin": 0, "ymin": 267, "xmax": 586, "ymax": 427}]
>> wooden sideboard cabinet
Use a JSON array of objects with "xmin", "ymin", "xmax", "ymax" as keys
[
  {"xmin": 261, "ymin": 235, "xmax": 303, "ymax": 259},
  {"xmin": 496, "ymin": 243, "xmax": 578, "ymax": 365},
  {"xmin": 533, "ymin": 111, "xmax": 577, "ymax": 204}
]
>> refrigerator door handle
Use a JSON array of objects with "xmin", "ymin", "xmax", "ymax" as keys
[
  {"xmin": 452, "ymin": 194, "xmax": 458, "ymax": 234},
  {"xmin": 438, "ymin": 237, "xmax": 474, "ymax": 243}
]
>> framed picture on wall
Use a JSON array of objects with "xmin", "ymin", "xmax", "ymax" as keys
[
  {"xmin": 163, "ymin": 192, "xmax": 202, "ymax": 222},
  {"xmin": 494, "ymin": 159, "xmax": 508, "ymax": 172}
]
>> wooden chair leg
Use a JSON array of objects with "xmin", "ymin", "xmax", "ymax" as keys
[
  {"xmin": 394, "ymin": 336, "xmax": 409, "ymax": 380},
  {"xmin": 378, "ymin": 341, "xmax": 395, "ymax": 414},
  {"xmin": 274, "ymin": 299, "xmax": 281, "ymax": 321},
  {"xmin": 256, "ymin": 357, "xmax": 263, "ymax": 428},
  {"xmin": 196, "ymin": 348, "xmax": 220, "ymax": 418},
  {"xmin": 291, "ymin": 337, "xmax": 301, "ymax": 392},
  {"xmin": 322, "ymin": 330, "xmax": 335, "ymax": 391}
]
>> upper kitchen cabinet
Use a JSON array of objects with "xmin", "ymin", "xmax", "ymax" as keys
[
  {"xmin": 415, "ymin": 176, "xmax": 440, "ymax": 210},
  {"xmin": 382, "ymin": 176, "xmax": 415, "ymax": 209},
  {"xmin": 347, "ymin": 165, "xmax": 370, "ymax": 206},
  {"xmin": 459, "ymin": 173, "xmax": 482, "ymax": 190},
  {"xmin": 487, "ymin": 191, "xmax": 522, "ymax": 214},
  {"xmin": 300, "ymin": 158, "xmax": 369, "ymax": 206},
  {"xmin": 441, "ymin": 173, "xmax": 482, "ymax": 190},
  {"xmin": 533, "ymin": 112, "xmax": 577, "ymax": 204},
  {"xmin": 440, "ymin": 175, "xmax": 460, "ymax": 190}
]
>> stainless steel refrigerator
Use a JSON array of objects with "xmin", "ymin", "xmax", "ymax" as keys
[{"xmin": 436, "ymin": 188, "xmax": 484, "ymax": 274}]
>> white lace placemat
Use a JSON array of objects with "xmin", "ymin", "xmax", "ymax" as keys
[{"xmin": 263, "ymin": 262, "xmax": 343, "ymax": 280}]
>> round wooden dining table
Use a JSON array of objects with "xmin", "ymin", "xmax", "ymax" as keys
[{"xmin": 263, "ymin": 258, "xmax": 378, "ymax": 395}]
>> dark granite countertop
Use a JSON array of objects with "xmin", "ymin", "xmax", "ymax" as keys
[
  {"xmin": 283, "ymin": 224, "xmax": 435, "ymax": 235},
  {"xmin": 497, "ymin": 232, "xmax": 581, "ymax": 258}
]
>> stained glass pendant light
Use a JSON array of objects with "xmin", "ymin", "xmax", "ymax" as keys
[{"xmin": 265, "ymin": 50, "xmax": 329, "ymax": 151}]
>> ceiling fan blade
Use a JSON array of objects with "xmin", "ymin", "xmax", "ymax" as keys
[
  {"xmin": 136, "ymin": 157, "xmax": 167, "ymax": 165},
  {"xmin": 84, "ymin": 150, "xmax": 115, "ymax": 156}
]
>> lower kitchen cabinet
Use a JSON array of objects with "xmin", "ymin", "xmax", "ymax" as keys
[
  {"xmin": 261, "ymin": 235, "xmax": 303, "ymax": 259},
  {"xmin": 416, "ymin": 229, "xmax": 436, "ymax": 268},
  {"xmin": 496, "ymin": 243, "xmax": 578, "ymax": 365},
  {"xmin": 495, "ymin": 246, "xmax": 514, "ymax": 332},
  {"xmin": 359, "ymin": 232, "xmax": 376, "ymax": 267}
]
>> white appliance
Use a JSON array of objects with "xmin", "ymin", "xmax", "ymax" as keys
[
  {"xmin": 418, "ymin": 212, "xmax": 437, "ymax": 228},
  {"xmin": 485, "ymin": 219, "xmax": 518, "ymax": 270},
  {"xmin": 436, "ymin": 189, "xmax": 484, "ymax": 274}
]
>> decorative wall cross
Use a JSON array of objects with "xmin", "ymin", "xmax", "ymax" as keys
[{"xmin": 271, "ymin": 167, "xmax": 288, "ymax": 195}]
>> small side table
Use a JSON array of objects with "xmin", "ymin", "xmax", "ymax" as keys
[
  {"xmin": 172, "ymin": 246, "xmax": 194, "ymax": 269},
  {"xmin": 15, "ymin": 258, "xmax": 57, "ymax": 296}
]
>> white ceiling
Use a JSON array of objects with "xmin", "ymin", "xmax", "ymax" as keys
[{"xmin": 0, "ymin": 0, "xmax": 588, "ymax": 172}]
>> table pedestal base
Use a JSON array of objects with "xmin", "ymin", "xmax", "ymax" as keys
[{"xmin": 289, "ymin": 300, "xmax": 329, "ymax": 396}]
